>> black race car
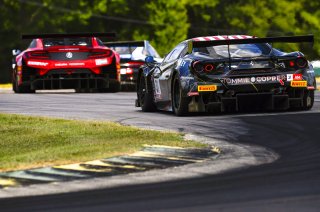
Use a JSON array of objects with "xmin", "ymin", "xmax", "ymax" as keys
[
  {"xmin": 105, "ymin": 40, "xmax": 162, "ymax": 90},
  {"xmin": 135, "ymin": 35, "xmax": 316, "ymax": 116}
]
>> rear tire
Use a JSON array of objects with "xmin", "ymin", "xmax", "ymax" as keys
[
  {"xmin": 138, "ymin": 75, "xmax": 156, "ymax": 112},
  {"xmin": 13, "ymin": 75, "xmax": 34, "ymax": 93},
  {"xmin": 302, "ymin": 89, "xmax": 314, "ymax": 110},
  {"xmin": 172, "ymin": 74, "xmax": 190, "ymax": 116}
]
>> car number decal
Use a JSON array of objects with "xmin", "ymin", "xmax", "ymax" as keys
[{"xmin": 198, "ymin": 85, "xmax": 217, "ymax": 92}]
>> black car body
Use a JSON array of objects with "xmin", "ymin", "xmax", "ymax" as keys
[
  {"xmin": 136, "ymin": 35, "xmax": 316, "ymax": 116},
  {"xmin": 105, "ymin": 40, "xmax": 162, "ymax": 89}
]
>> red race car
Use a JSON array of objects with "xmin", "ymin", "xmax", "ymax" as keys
[{"xmin": 12, "ymin": 33, "xmax": 121, "ymax": 93}]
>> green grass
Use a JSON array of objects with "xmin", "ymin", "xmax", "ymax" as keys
[{"xmin": 0, "ymin": 113, "xmax": 205, "ymax": 172}]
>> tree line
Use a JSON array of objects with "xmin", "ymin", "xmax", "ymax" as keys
[{"xmin": 1, "ymin": 0, "xmax": 319, "ymax": 82}]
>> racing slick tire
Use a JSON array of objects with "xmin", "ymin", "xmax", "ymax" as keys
[
  {"xmin": 138, "ymin": 75, "xmax": 156, "ymax": 112},
  {"xmin": 302, "ymin": 89, "xmax": 314, "ymax": 110},
  {"xmin": 12, "ymin": 75, "xmax": 35, "ymax": 94},
  {"xmin": 172, "ymin": 73, "xmax": 190, "ymax": 116}
]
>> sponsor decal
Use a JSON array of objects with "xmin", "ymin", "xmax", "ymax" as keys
[
  {"xmin": 279, "ymin": 79, "xmax": 284, "ymax": 86},
  {"xmin": 187, "ymin": 91, "xmax": 199, "ymax": 96},
  {"xmin": 55, "ymin": 63, "xmax": 68, "ymax": 67},
  {"xmin": 293, "ymin": 74, "xmax": 302, "ymax": 81},
  {"xmin": 154, "ymin": 78, "xmax": 161, "ymax": 94},
  {"xmin": 180, "ymin": 76, "xmax": 194, "ymax": 80},
  {"xmin": 66, "ymin": 52, "xmax": 73, "ymax": 59},
  {"xmin": 59, "ymin": 48, "xmax": 79, "ymax": 51},
  {"xmin": 290, "ymin": 81, "xmax": 307, "ymax": 87},
  {"xmin": 198, "ymin": 85, "xmax": 217, "ymax": 92},
  {"xmin": 287, "ymin": 74, "xmax": 303, "ymax": 81},
  {"xmin": 95, "ymin": 59, "xmax": 109, "ymax": 66},
  {"xmin": 224, "ymin": 75, "xmax": 285, "ymax": 85},
  {"xmin": 287, "ymin": 74, "xmax": 293, "ymax": 81},
  {"xmin": 69, "ymin": 63, "xmax": 84, "ymax": 66},
  {"xmin": 27, "ymin": 61, "xmax": 49, "ymax": 66}
]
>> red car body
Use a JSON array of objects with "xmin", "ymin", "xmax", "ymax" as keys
[{"xmin": 12, "ymin": 33, "xmax": 121, "ymax": 93}]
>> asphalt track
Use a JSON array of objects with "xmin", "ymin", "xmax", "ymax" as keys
[{"xmin": 0, "ymin": 90, "xmax": 320, "ymax": 211}]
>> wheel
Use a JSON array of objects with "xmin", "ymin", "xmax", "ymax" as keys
[
  {"xmin": 138, "ymin": 75, "xmax": 156, "ymax": 112},
  {"xmin": 13, "ymin": 75, "xmax": 34, "ymax": 93},
  {"xmin": 12, "ymin": 73, "xmax": 17, "ymax": 92},
  {"xmin": 172, "ymin": 73, "xmax": 190, "ymax": 116},
  {"xmin": 302, "ymin": 89, "xmax": 314, "ymax": 110}
]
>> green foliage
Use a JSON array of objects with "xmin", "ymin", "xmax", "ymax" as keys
[{"xmin": 0, "ymin": 0, "xmax": 320, "ymax": 82}]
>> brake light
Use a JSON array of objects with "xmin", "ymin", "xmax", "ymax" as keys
[
  {"xmin": 120, "ymin": 68, "xmax": 134, "ymax": 75},
  {"xmin": 26, "ymin": 51, "xmax": 49, "ymax": 59},
  {"xmin": 204, "ymin": 64, "xmax": 214, "ymax": 72},
  {"xmin": 192, "ymin": 61, "xmax": 219, "ymax": 74},
  {"xmin": 89, "ymin": 49, "xmax": 112, "ymax": 59},
  {"xmin": 296, "ymin": 57, "xmax": 307, "ymax": 68},
  {"xmin": 289, "ymin": 61, "xmax": 295, "ymax": 67},
  {"xmin": 126, "ymin": 68, "xmax": 134, "ymax": 74},
  {"xmin": 284, "ymin": 57, "xmax": 308, "ymax": 69},
  {"xmin": 127, "ymin": 61, "xmax": 144, "ymax": 67}
]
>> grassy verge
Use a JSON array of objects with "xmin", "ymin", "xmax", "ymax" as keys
[{"xmin": 0, "ymin": 113, "xmax": 205, "ymax": 172}]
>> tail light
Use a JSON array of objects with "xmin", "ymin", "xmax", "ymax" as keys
[
  {"xmin": 120, "ymin": 68, "xmax": 134, "ymax": 75},
  {"xmin": 25, "ymin": 51, "xmax": 49, "ymax": 59},
  {"xmin": 296, "ymin": 57, "xmax": 307, "ymax": 68},
  {"xmin": 89, "ymin": 49, "xmax": 112, "ymax": 59},
  {"xmin": 204, "ymin": 64, "xmax": 214, "ymax": 72},
  {"xmin": 283, "ymin": 57, "xmax": 308, "ymax": 70},
  {"xmin": 126, "ymin": 61, "xmax": 144, "ymax": 67},
  {"xmin": 192, "ymin": 61, "xmax": 222, "ymax": 74}
]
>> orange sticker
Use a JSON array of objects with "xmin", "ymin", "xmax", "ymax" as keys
[
  {"xmin": 198, "ymin": 85, "xmax": 217, "ymax": 92},
  {"xmin": 290, "ymin": 81, "xmax": 307, "ymax": 87}
]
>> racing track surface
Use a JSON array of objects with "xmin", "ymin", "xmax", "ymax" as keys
[{"xmin": 0, "ymin": 90, "xmax": 320, "ymax": 211}]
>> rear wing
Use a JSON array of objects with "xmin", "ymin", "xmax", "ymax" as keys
[
  {"xmin": 104, "ymin": 40, "xmax": 146, "ymax": 48},
  {"xmin": 21, "ymin": 32, "xmax": 116, "ymax": 39},
  {"xmin": 188, "ymin": 35, "xmax": 314, "ymax": 53}
]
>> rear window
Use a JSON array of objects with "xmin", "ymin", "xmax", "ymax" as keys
[
  {"xmin": 195, "ymin": 43, "xmax": 271, "ymax": 58},
  {"xmin": 43, "ymin": 38, "xmax": 92, "ymax": 47}
]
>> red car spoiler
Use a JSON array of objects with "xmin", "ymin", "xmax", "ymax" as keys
[
  {"xmin": 189, "ymin": 35, "xmax": 314, "ymax": 51},
  {"xmin": 21, "ymin": 32, "xmax": 116, "ymax": 39}
]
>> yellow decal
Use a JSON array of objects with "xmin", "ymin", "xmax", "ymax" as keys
[
  {"xmin": 198, "ymin": 85, "xmax": 217, "ymax": 92},
  {"xmin": 290, "ymin": 81, "xmax": 307, "ymax": 87}
]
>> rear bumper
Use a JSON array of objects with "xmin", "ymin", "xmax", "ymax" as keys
[
  {"xmin": 21, "ymin": 67, "xmax": 119, "ymax": 90},
  {"xmin": 188, "ymin": 92, "xmax": 306, "ymax": 113},
  {"xmin": 30, "ymin": 73, "xmax": 110, "ymax": 90}
]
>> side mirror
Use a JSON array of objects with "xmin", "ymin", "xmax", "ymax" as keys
[{"xmin": 12, "ymin": 49, "xmax": 21, "ymax": 56}]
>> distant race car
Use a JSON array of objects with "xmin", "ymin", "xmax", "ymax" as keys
[
  {"xmin": 12, "ymin": 33, "xmax": 121, "ymax": 93},
  {"xmin": 105, "ymin": 40, "xmax": 162, "ymax": 89},
  {"xmin": 136, "ymin": 35, "xmax": 316, "ymax": 116}
]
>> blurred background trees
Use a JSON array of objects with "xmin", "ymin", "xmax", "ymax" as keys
[{"xmin": 0, "ymin": 0, "xmax": 319, "ymax": 82}]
